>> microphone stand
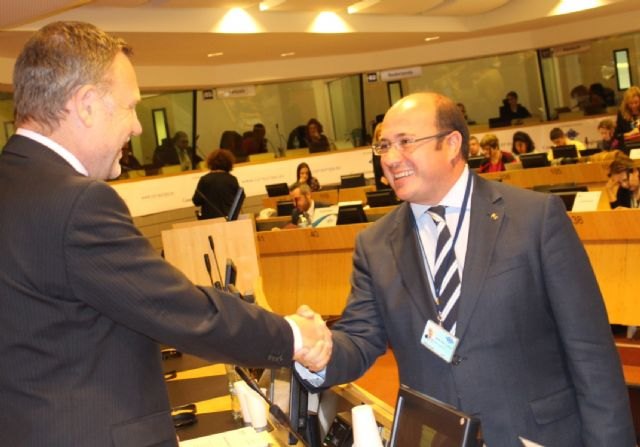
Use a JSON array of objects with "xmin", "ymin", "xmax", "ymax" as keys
[{"xmin": 235, "ymin": 366, "xmax": 310, "ymax": 447}]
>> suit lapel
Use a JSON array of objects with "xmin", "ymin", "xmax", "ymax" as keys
[
  {"xmin": 388, "ymin": 203, "xmax": 439, "ymax": 322},
  {"xmin": 455, "ymin": 174, "xmax": 505, "ymax": 341}
]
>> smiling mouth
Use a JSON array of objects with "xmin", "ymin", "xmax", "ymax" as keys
[{"xmin": 394, "ymin": 170, "xmax": 414, "ymax": 180}]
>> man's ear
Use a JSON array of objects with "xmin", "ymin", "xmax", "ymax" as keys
[
  {"xmin": 72, "ymin": 84, "xmax": 99, "ymax": 128},
  {"xmin": 445, "ymin": 131, "xmax": 463, "ymax": 160}
]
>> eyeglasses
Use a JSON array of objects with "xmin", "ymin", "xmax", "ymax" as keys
[{"xmin": 372, "ymin": 130, "xmax": 452, "ymax": 155}]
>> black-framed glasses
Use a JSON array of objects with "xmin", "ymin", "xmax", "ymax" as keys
[{"xmin": 372, "ymin": 130, "xmax": 452, "ymax": 155}]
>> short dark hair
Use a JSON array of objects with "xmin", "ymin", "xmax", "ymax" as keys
[
  {"xmin": 434, "ymin": 94, "xmax": 470, "ymax": 159},
  {"xmin": 296, "ymin": 162, "xmax": 314, "ymax": 183},
  {"xmin": 609, "ymin": 154, "xmax": 634, "ymax": 176},
  {"xmin": 549, "ymin": 127, "xmax": 565, "ymax": 140},
  {"xmin": 306, "ymin": 118, "xmax": 323, "ymax": 134},
  {"xmin": 206, "ymin": 149, "xmax": 235, "ymax": 172},
  {"xmin": 506, "ymin": 91, "xmax": 518, "ymax": 100}
]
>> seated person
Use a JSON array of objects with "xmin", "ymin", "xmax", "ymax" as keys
[
  {"xmin": 614, "ymin": 86, "xmax": 640, "ymax": 147},
  {"xmin": 192, "ymin": 149, "xmax": 239, "ymax": 219},
  {"xmin": 597, "ymin": 119, "xmax": 619, "ymax": 151},
  {"xmin": 305, "ymin": 118, "xmax": 335, "ymax": 153},
  {"xmin": 219, "ymin": 130, "xmax": 246, "ymax": 163},
  {"xmin": 153, "ymin": 131, "xmax": 201, "ymax": 170},
  {"xmin": 119, "ymin": 141, "xmax": 142, "ymax": 172},
  {"xmin": 289, "ymin": 183, "xmax": 331, "ymax": 227},
  {"xmin": 242, "ymin": 123, "xmax": 268, "ymax": 155},
  {"xmin": 499, "ymin": 91, "xmax": 531, "ymax": 122},
  {"xmin": 549, "ymin": 127, "xmax": 586, "ymax": 156},
  {"xmin": 511, "ymin": 131, "xmax": 535, "ymax": 157},
  {"xmin": 478, "ymin": 134, "xmax": 515, "ymax": 173},
  {"xmin": 456, "ymin": 102, "xmax": 476, "ymax": 125},
  {"xmin": 293, "ymin": 162, "xmax": 321, "ymax": 192},
  {"xmin": 606, "ymin": 154, "xmax": 639, "ymax": 209},
  {"xmin": 570, "ymin": 84, "xmax": 590, "ymax": 112},
  {"xmin": 468, "ymin": 135, "xmax": 483, "ymax": 157}
]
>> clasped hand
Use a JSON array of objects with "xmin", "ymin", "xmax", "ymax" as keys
[{"xmin": 288, "ymin": 305, "xmax": 332, "ymax": 372}]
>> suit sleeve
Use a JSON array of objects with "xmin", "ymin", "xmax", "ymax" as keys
[
  {"xmin": 318, "ymin": 232, "xmax": 389, "ymax": 388},
  {"xmin": 540, "ymin": 195, "xmax": 635, "ymax": 445},
  {"xmin": 63, "ymin": 181, "xmax": 294, "ymax": 367}
]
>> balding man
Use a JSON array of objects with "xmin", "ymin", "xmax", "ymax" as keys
[{"xmin": 298, "ymin": 92, "xmax": 634, "ymax": 446}]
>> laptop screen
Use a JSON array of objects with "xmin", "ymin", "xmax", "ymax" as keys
[{"xmin": 388, "ymin": 385, "xmax": 481, "ymax": 447}]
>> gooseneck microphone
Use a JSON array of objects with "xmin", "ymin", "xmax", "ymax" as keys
[
  {"xmin": 208, "ymin": 235, "xmax": 224, "ymax": 287},
  {"xmin": 234, "ymin": 366, "xmax": 310, "ymax": 447},
  {"xmin": 203, "ymin": 254, "xmax": 222, "ymax": 289}
]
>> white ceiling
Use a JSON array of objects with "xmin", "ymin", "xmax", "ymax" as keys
[{"xmin": 0, "ymin": 0, "xmax": 639, "ymax": 89}]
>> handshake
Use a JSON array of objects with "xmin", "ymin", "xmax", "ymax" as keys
[{"xmin": 287, "ymin": 305, "xmax": 333, "ymax": 372}]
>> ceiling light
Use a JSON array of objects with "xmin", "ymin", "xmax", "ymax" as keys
[
  {"xmin": 280, "ymin": 52, "xmax": 295, "ymax": 57},
  {"xmin": 551, "ymin": 0, "xmax": 605, "ymax": 16},
  {"xmin": 424, "ymin": 36, "xmax": 440, "ymax": 42},
  {"xmin": 207, "ymin": 52, "xmax": 224, "ymax": 58},
  {"xmin": 259, "ymin": 0, "xmax": 286, "ymax": 11},
  {"xmin": 309, "ymin": 12, "xmax": 351, "ymax": 33},
  {"xmin": 216, "ymin": 8, "xmax": 260, "ymax": 33},
  {"xmin": 347, "ymin": 0, "xmax": 381, "ymax": 14}
]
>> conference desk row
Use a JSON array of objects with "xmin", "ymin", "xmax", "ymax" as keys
[{"xmin": 258, "ymin": 208, "xmax": 640, "ymax": 326}]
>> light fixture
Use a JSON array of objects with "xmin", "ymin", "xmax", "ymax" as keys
[
  {"xmin": 216, "ymin": 8, "xmax": 261, "ymax": 33},
  {"xmin": 309, "ymin": 12, "xmax": 351, "ymax": 33},
  {"xmin": 259, "ymin": 0, "xmax": 286, "ymax": 11},
  {"xmin": 424, "ymin": 36, "xmax": 440, "ymax": 42},
  {"xmin": 551, "ymin": 0, "xmax": 605, "ymax": 16},
  {"xmin": 347, "ymin": 0, "xmax": 381, "ymax": 14},
  {"xmin": 207, "ymin": 52, "xmax": 224, "ymax": 58},
  {"xmin": 280, "ymin": 52, "xmax": 295, "ymax": 57}
]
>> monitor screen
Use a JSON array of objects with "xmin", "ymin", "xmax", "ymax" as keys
[
  {"xmin": 520, "ymin": 152, "xmax": 550, "ymax": 169},
  {"xmin": 389, "ymin": 385, "xmax": 481, "ymax": 447},
  {"xmin": 552, "ymin": 145, "xmax": 578, "ymax": 159},
  {"xmin": 276, "ymin": 200, "xmax": 295, "ymax": 217},
  {"xmin": 227, "ymin": 187, "xmax": 245, "ymax": 221},
  {"xmin": 488, "ymin": 117, "xmax": 511, "ymax": 129},
  {"xmin": 467, "ymin": 156, "xmax": 486, "ymax": 169},
  {"xmin": 580, "ymin": 148, "xmax": 602, "ymax": 157},
  {"xmin": 336, "ymin": 204, "xmax": 367, "ymax": 225},
  {"xmin": 366, "ymin": 190, "xmax": 399, "ymax": 208},
  {"xmin": 265, "ymin": 182, "xmax": 290, "ymax": 197},
  {"xmin": 340, "ymin": 173, "xmax": 366, "ymax": 189}
]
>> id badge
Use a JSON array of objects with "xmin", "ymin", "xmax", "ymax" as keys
[{"xmin": 421, "ymin": 320, "xmax": 459, "ymax": 363}]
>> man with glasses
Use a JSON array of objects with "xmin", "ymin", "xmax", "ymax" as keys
[{"xmin": 297, "ymin": 92, "xmax": 634, "ymax": 446}]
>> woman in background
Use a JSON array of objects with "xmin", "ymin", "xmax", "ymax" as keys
[
  {"xmin": 615, "ymin": 86, "xmax": 640, "ymax": 148},
  {"xmin": 511, "ymin": 131, "xmax": 535, "ymax": 157},
  {"xmin": 192, "ymin": 149, "xmax": 239, "ymax": 219},
  {"xmin": 305, "ymin": 118, "xmax": 334, "ymax": 153},
  {"xmin": 478, "ymin": 134, "xmax": 515, "ymax": 173},
  {"xmin": 295, "ymin": 162, "xmax": 321, "ymax": 192}
]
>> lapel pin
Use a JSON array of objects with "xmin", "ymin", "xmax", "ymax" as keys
[{"xmin": 490, "ymin": 212, "xmax": 499, "ymax": 221}]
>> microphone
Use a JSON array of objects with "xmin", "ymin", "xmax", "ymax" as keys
[
  {"xmin": 203, "ymin": 254, "xmax": 222, "ymax": 289},
  {"xmin": 208, "ymin": 235, "xmax": 224, "ymax": 287},
  {"xmin": 234, "ymin": 366, "xmax": 310, "ymax": 447}
]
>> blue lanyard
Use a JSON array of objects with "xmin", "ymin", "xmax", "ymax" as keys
[{"xmin": 413, "ymin": 173, "xmax": 473, "ymax": 301}]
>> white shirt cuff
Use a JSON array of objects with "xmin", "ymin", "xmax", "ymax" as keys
[{"xmin": 285, "ymin": 316, "xmax": 303, "ymax": 353}]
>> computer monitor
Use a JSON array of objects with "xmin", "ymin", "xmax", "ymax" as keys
[
  {"xmin": 488, "ymin": 117, "xmax": 511, "ymax": 129},
  {"xmin": 226, "ymin": 187, "xmax": 245, "ymax": 221},
  {"xmin": 388, "ymin": 385, "xmax": 481, "ymax": 447},
  {"xmin": 366, "ymin": 190, "xmax": 399, "ymax": 208},
  {"xmin": 340, "ymin": 173, "xmax": 366, "ymax": 189},
  {"xmin": 336, "ymin": 204, "xmax": 367, "ymax": 225},
  {"xmin": 265, "ymin": 182, "xmax": 290, "ymax": 197},
  {"xmin": 276, "ymin": 200, "xmax": 295, "ymax": 217},
  {"xmin": 520, "ymin": 152, "xmax": 550, "ymax": 169},
  {"xmin": 467, "ymin": 156, "xmax": 486, "ymax": 169},
  {"xmin": 552, "ymin": 144, "xmax": 578, "ymax": 159}
]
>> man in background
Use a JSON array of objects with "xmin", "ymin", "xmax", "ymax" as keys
[
  {"xmin": 0, "ymin": 21, "xmax": 330, "ymax": 446},
  {"xmin": 289, "ymin": 183, "xmax": 330, "ymax": 227},
  {"xmin": 297, "ymin": 92, "xmax": 634, "ymax": 446}
]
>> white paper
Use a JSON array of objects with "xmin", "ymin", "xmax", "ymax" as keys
[
  {"xmin": 571, "ymin": 191, "xmax": 601, "ymax": 212},
  {"xmin": 179, "ymin": 426, "xmax": 269, "ymax": 447},
  {"xmin": 351, "ymin": 404, "xmax": 383, "ymax": 447}
]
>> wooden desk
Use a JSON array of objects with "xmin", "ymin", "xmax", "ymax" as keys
[{"xmin": 481, "ymin": 161, "xmax": 611, "ymax": 189}]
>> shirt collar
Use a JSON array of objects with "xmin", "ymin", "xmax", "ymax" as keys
[{"xmin": 16, "ymin": 128, "xmax": 89, "ymax": 176}]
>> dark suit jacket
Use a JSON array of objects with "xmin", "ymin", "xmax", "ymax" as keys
[
  {"xmin": 192, "ymin": 171, "xmax": 239, "ymax": 219},
  {"xmin": 316, "ymin": 173, "xmax": 634, "ymax": 446},
  {"xmin": 0, "ymin": 135, "xmax": 294, "ymax": 447}
]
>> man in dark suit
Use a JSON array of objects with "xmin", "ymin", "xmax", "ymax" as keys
[
  {"xmin": 289, "ymin": 183, "xmax": 331, "ymax": 227},
  {"xmin": 0, "ymin": 21, "xmax": 330, "ymax": 447},
  {"xmin": 297, "ymin": 92, "xmax": 634, "ymax": 446}
]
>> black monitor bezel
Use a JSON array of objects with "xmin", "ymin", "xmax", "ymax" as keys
[
  {"xmin": 336, "ymin": 204, "xmax": 368, "ymax": 225},
  {"xmin": 340, "ymin": 173, "xmax": 366, "ymax": 189},
  {"xmin": 366, "ymin": 190, "xmax": 398, "ymax": 208},
  {"xmin": 276, "ymin": 200, "xmax": 295, "ymax": 217},
  {"xmin": 520, "ymin": 152, "xmax": 550, "ymax": 169},
  {"xmin": 552, "ymin": 144, "xmax": 578, "ymax": 159},
  {"xmin": 265, "ymin": 182, "xmax": 290, "ymax": 197}
]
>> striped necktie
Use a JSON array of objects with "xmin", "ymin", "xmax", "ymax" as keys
[{"xmin": 427, "ymin": 205, "xmax": 461, "ymax": 333}]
